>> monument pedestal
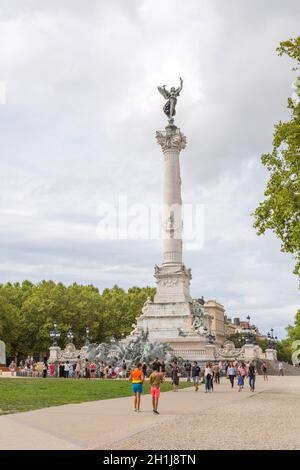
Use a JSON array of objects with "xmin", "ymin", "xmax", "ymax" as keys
[
  {"xmin": 265, "ymin": 348, "xmax": 277, "ymax": 361},
  {"xmin": 49, "ymin": 346, "xmax": 61, "ymax": 362}
]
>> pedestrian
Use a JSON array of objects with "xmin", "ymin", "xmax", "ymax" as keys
[
  {"xmin": 49, "ymin": 362, "xmax": 55, "ymax": 377},
  {"xmin": 64, "ymin": 361, "xmax": 70, "ymax": 379},
  {"xmin": 278, "ymin": 361, "xmax": 284, "ymax": 376},
  {"xmin": 9, "ymin": 360, "xmax": 16, "ymax": 376},
  {"xmin": 75, "ymin": 356, "xmax": 82, "ymax": 379},
  {"xmin": 204, "ymin": 362, "xmax": 213, "ymax": 393},
  {"xmin": 149, "ymin": 364, "xmax": 164, "ymax": 415},
  {"xmin": 121, "ymin": 360, "xmax": 127, "ymax": 378},
  {"xmin": 238, "ymin": 362, "xmax": 247, "ymax": 388},
  {"xmin": 191, "ymin": 361, "xmax": 201, "ymax": 391},
  {"xmin": 213, "ymin": 363, "xmax": 220, "ymax": 383},
  {"xmin": 90, "ymin": 361, "xmax": 96, "ymax": 378},
  {"xmin": 248, "ymin": 361, "xmax": 256, "ymax": 392},
  {"xmin": 184, "ymin": 361, "xmax": 192, "ymax": 382},
  {"xmin": 42, "ymin": 358, "xmax": 48, "ymax": 378},
  {"xmin": 261, "ymin": 362, "xmax": 268, "ymax": 381},
  {"xmin": 171, "ymin": 361, "xmax": 181, "ymax": 392},
  {"xmin": 227, "ymin": 362, "xmax": 236, "ymax": 388},
  {"xmin": 32, "ymin": 361, "xmax": 38, "ymax": 377},
  {"xmin": 85, "ymin": 359, "xmax": 91, "ymax": 379},
  {"xmin": 129, "ymin": 363, "xmax": 144, "ymax": 412},
  {"xmin": 161, "ymin": 360, "xmax": 166, "ymax": 376},
  {"xmin": 152, "ymin": 357, "xmax": 161, "ymax": 372},
  {"xmin": 99, "ymin": 362, "xmax": 105, "ymax": 378},
  {"xmin": 142, "ymin": 362, "xmax": 147, "ymax": 378},
  {"xmin": 59, "ymin": 361, "xmax": 65, "ymax": 378},
  {"xmin": 237, "ymin": 371, "xmax": 244, "ymax": 392}
]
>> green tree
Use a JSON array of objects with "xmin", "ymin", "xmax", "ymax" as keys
[
  {"xmin": 0, "ymin": 280, "xmax": 156, "ymax": 360},
  {"xmin": 253, "ymin": 36, "xmax": 300, "ymax": 279}
]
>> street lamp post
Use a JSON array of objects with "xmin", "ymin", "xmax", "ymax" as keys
[
  {"xmin": 50, "ymin": 320, "xmax": 61, "ymax": 347},
  {"xmin": 67, "ymin": 330, "xmax": 74, "ymax": 343},
  {"xmin": 49, "ymin": 321, "xmax": 61, "ymax": 377}
]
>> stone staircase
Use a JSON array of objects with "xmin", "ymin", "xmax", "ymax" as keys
[{"xmin": 256, "ymin": 359, "xmax": 300, "ymax": 376}]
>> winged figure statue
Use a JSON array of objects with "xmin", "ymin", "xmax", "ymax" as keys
[{"xmin": 157, "ymin": 77, "xmax": 183, "ymax": 121}]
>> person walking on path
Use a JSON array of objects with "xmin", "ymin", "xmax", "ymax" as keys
[
  {"xmin": 42, "ymin": 358, "xmax": 48, "ymax": 378},
  {"xmin": 121, "ymin": 360, "xmax": 127, "ymax": 378},
  {"xmin": 75, "ymin": 356, "xmax": 82, "ymax": 379},
  {"xmin": 248, "ymin": 361, "xmax": 256, "ymax": 392},
  {"xmin": 90, "ymin": 361, "xmax": 96, "ymax": 378},
  {"xmin": 238, "ymin": 363, "xmax": 247, "ymax": 388},
  {"xmin": 184, "ymin": 361, "xmax": 192, "ymax": 382},
  {"xmin": 85, "ymin": 359, "xmax": 91, "ymax": 379},
  {"xmin": 149, "ymin": 364, "xmax": 164, "ymax": 415},
  {"xmin": 227, "ymin": 363, "xmax": 236, "ymax": 388},
  {"xmin": 213, "ymin": 363, "xmax": 220, "ymax": 383},
  {"xmin": 152, "ymin": 357, "xmax": 161, "ymax": 372},
  {"xmin": 192, "ymin": 361, "xmax": 201, "ymax": 391},
  {"xmin": 204, "ymin": 363, "xmax": 213, "ymax": 393},
  {"xmin": 142, "ymin": 362, "xmax": 147, "ymax": 378},
  {"xmin": 129, "ymin": 363, "xmax": 144, "ymax": 412},
  {"xmin": 9, "ymin": 360, "xmax": 16, "ymax": 376},
  {"xmin": 49, "ymin": 362, "xmax": 55, "ymax": 377},
  {"xmin": 278, "ymin": 361, "xmax": 284, "ymax": 376},
  {"xmin": 171, "ymin": 361, "xmax": 181, "ymax": 392},
  {"xmin": 64, "ymin": 361, "xmax": 70, "ymax": 379},
  {"xmin": 261, "ymin": 362, "xmax": 268, "ymax": 381},
  {"xmin": 237, "ymin": 370, "xmax": 244, "ymax": 392}
]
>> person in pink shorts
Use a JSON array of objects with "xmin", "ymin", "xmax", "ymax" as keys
[{"xmin": 149, "ymin": 364, "xmax": 164, "ymax": 415}]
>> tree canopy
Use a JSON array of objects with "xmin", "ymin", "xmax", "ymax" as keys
[
  {"xmin": 0, "ymin": 281, "xmax": 155, "ymax": 359},
  {"xmin": 253, "ymin": 36, "xmax": 300, "ymax": 280}
]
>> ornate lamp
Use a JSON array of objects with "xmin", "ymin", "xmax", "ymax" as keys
[
  {"xmin": 50, "ymin": 320, "xmax": 61, "ymax": 346},
  {"xmin": 85, "ymin": 326, "xmax": 90, "ymax": 346},
  {"xmin": 67, "ymin": 330, "xmax": 74, "ymax": 343}
]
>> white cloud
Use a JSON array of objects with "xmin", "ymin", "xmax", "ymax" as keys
[{"xmin": 0, "ymin": 0, "xmax": 299, "ymax": 338}]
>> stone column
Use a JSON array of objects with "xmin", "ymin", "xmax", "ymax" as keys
[
  {"xmin": 156, "ymin": 125, "xmax": 186, "ymax": 266},
  {"xmin": 154, "ymin": 125, "xmax": 192, "ymax": 304}
]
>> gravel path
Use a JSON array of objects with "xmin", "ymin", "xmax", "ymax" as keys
[{"xmin": 107, "ymin": 376, "xmax": 300, "ymax": 450}]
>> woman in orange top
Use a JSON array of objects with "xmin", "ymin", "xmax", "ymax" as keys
[{"xmin": 129, "ymin": 363, "xmax": 144, "ymax": 412}]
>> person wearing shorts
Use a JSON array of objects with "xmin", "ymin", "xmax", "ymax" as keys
[
  {"xmin": 149, "ymin": 365, "xmax": 164, "ymax": 414},
  {"xmin": 129, "ymin": 363, "xmax": 144, "ymax": 412},
  {"xmin": 192, "ymin": 361, "xmax": 201, "ymax": 391}
]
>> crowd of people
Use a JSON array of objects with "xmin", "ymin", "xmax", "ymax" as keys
[
  {"xmin": 5, "ymin": 354, "xmax": 286, "ymax": 415},
  {"xmin": 127, "ymin": 358, "xmax": 272, "ymax": 414}
]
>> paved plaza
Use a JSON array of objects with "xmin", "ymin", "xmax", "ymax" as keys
[{"xmin": 0, "ymin": 376, "xmax": 299, "ymax": 450}]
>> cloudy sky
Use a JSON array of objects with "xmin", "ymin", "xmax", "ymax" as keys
[{"xmin": 0, "ymin": 0, "xmax": 299, "ymax": 337}]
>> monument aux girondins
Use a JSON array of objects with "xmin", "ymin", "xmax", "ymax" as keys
[
  {"xmin": 51, "ymin": 79, "xmax": 278, "ymax": 366},
  {"xmin": 133, "ymin": 78, "xmax": 225, "ymax": 360}
]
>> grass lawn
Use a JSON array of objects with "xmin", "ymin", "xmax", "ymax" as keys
[{"xmin": 0, "ymin": 378, "xmax": 192, "ymax": 415}]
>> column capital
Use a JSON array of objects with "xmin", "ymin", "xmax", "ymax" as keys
[{"xmin": 156, "ymin": 127, "xmax": 187, "ymax": 152}]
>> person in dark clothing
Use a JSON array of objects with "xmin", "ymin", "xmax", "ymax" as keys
[
  {"xmin": 42, "ymin": 358, "xmax": 48, "ymax": 378},
  {"xmin": 59, "ymin": 362, "xmax": 65, "ymax": 378},
  {"xmin": 152, "ymin": 357, "xmax": 161, "ymax": 372},
  {"xmin": 142, "ymin": 362, "xmax": 147, "ymax": 378},
  {"xmin": 191, "ymin": 361, "xmax": 201, "ymax": 391},
  {"xmin": 248, "ymin": 362, "xmax": 256, "ymax": 392},
  {"xmin": 184, "ymin": 361, "xmax": 192, "ymax": 382},
  {"xmin": 171, "ymin": 361, "xmax": 180, "ymax": 392}
]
